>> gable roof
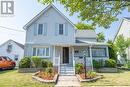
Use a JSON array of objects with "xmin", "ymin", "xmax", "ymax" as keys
[
  {"xmin": 113, "ymin": 17, "xmax": 130, "ymax": 42},
  {"xmin": 23, "ymin": 4, "xmax": 75, "ymax": 30},
  {"xmin": 75, "ymin": 30, "xmax": 97, "ymax": 38},
  {"xmin": 0, "ymin": 39, "xmax": 24, "ymax": 49}
]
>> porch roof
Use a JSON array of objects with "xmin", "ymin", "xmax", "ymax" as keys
[{"xmin": 51, "ymin": 40, "xmax": 108, "ymax": 46}]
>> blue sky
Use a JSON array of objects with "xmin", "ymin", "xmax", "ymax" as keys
[{"xmin": 0, "ymin": 0, "xmax": 130, "ymax": 44}]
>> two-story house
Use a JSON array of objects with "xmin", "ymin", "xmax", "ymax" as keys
[
  {"xmin": 23, "ymin": 4, "xmax": 109, "ymax": 75},
  {"xmin": 114, "ymin": 17, "xmax": 130, "ymax": 63}
]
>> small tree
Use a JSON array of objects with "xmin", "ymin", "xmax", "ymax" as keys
[
  {"xmin": 107, "ymin": 40, "xmax": 117, "ymax": 61},
  {"xmin": 115, "ymin": 35, "xmax": 130, "ymax": 62},
  {"xmin": 97, "ymin": 32, "xmax": 105, "ymax": 42}
]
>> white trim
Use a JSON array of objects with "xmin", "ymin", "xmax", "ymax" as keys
[{"xmin": 53, "ymin": 46, "xmax": 55, "ymax": 66}]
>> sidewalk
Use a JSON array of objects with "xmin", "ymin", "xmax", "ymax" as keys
[{"xmin": 55, "ymin": 75, "xmax": 80, "ymax": 87}]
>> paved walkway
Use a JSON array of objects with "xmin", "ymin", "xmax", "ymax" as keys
[{"xmin": 55, "ymin": 75, "xmax": 80, "ymax": 87}]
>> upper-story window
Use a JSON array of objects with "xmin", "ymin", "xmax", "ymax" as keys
[
  {"xmin": 7, "ymin": 44, "xmax": 12, "ymax": 53},
  {"xmin": 38, "ymin": 24, "xmax": 43, "ymax": 35},
  {"xmin": 59, "ymin": 24, "xmax": 65, "ymax": 35}
]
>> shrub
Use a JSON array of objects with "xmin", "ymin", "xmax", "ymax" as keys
[
  {"xmin": 75, "ymin": 63, "xmax": 84, "ymax": 74},
  {"xmin": 31, "ymin": 56, "xmax": 42, "ymax": 68},
  {"xmin": 47, "ymin": 60, "xmax": 53, "ymax": 67},
  {"xmin": 41, "ymin": 60, "xmax": 48, "ymax": 68},
  {"xmin": 127, "ymin": 60, "xmax": 130, "ymax": 68},
  {"xmin": 93, "ymin": 60, "xmax": 102, "ymax": 69},
  {"xmin": 41, "ymin": 60, "xmax": 53, "ymax": 68},
  {"xmin": 45, "ymin": 67, "xmax": 53, "ymax": 74},
  {"xmin": 86, "ymin": 71, "xmax": 96, "ymax": 78},
  {"xmin": 105, "ymin": 59, "xmax": 116, "ymax": 68},
  {"xmin": 19, "ymin": 56, "xmax": 31, "ymax": 68}
]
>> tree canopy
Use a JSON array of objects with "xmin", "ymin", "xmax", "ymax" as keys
[
  {"xmin": 97, "ymin": 32, "xmax": 105, "ymax": 42},
  {"xmin": 75, "ymin": 22, "xmax": 95, "ymax": 30},
  {"xmin": 38, "ymin": 0, "xmax": 130, "ymax": 29}
]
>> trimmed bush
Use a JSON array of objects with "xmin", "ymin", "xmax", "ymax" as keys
[
  {"xmin": 41, "ymin": 60, "xmax": 48, "ymax": 68},
  {"xmin": 19, "ymin": 57, "xmax": 31, "ymax": 68},
  {"xmin": 105, "ymin": 59, "xmax": 116, "ymax": 68},
  {"xmin": 46, "ymin": 67, "xmax": 53, "ymax": 74},
  {"xmin": 75, "ymin": 63, "xmax": 84, "ymax": 74},
  {"xmin": 93, "ymin": 60, "xmax": 102, "ymax": 69},
  {"xmin": 41, "ymin": 60, "xmax": 53, "ymax": 68},
  {"xmin": 127, "ymin": 60, "xmax": 130, "ymax": 68},
  {"xmin": 31, "ymin": 56, "xmax": 42, "ymax": 68}
]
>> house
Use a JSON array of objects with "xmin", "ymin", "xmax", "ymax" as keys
[
  {"xmin": 114, "ymin": 17, "xmax": 130, "ymax": 63},
  {"xmin": 23, "ymin": 4, "xmax": 109, "ymax": 75},
  {"xmin": 0, "ymin": 39, "xmax": 24, "ymax": 67}
]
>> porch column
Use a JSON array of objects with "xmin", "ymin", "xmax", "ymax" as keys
[
  {"xmin": 53, "ymin": 45, "xmax": 55, "ymax": 66},
  {"xmin": 106, "ymin": 46, "xmax": 109, "ymax": 58},
  {"xmin": 89, "ymin": 45, "xmax": 93, "ymax": 71},
  {"xmin": 72, "ymin": 47, "xmax": 75, "ymax": 74}
]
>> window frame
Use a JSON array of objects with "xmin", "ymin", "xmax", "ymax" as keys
[
  {"xmin": 92, "ymin": 47, "xmax": 107, "ymax": 57},
  {"xmin": 58, "ymin": 23, "xmax": 65, "ymax": 35},
  {"xmin": 37, "ymin": 24, "xmax": 44, "ymax": 35},
  {"xmin": 32, "ymin": 47, "xmax": 50, "ymax": 58}
]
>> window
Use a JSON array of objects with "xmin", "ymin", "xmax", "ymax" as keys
[
  {"xmin": 14, "ymin": 55, "xmax": 19, "ymax": 61},
  {"xmin": 38, "ymin": 24, "xmax": 43, "ymax": 35},
  {"xmin": 33, "ymin": 47, "xmax": 50, "ymax": 57},
  {"xmin": 92, "ymin": 48, "xmax": 106, "ymax": 57},
  {"xmin": 7, "ymin": 44, "xmax": 12, "ymax": 52},
  {"xmin": 59, "ymin": 24, "xmax": 64, "ymax": 35}
]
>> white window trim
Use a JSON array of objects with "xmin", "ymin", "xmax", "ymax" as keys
[
  {"xmin": 37, "ymin": 23, "xmax": 44, "ymax": 35},
  {"xmin": 58, "ymin": 23, "xmax": 65, "ymax": 35},
  {"xmin": 32, "ymin": 46, "xmax": 50, "ymax": 58}
]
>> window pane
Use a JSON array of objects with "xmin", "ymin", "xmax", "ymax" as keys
[
  {"xmin": 33, "ymin": 48, "xmax": 36, "ymax": 56},
  {"xmin": 59, "ymin": 24, "xmax": 63, "ymax": 35},
  {"xmin": 42, "ymin": 48, "xmax": 45, "ymax": 56},
  {"xmin": 38, "ymin": 24, "xmax": 43, "ymax": 35},
  {"xmin": 37, "ymin": 48, "xmax": 43, "ymax": 56},
  {"xmin": 46, "ymin": 48, "xmax": 49, "ymax": 56},
  {"xmin": 92, "ymin": 48, "xmax": 106, "ymax": 57}
]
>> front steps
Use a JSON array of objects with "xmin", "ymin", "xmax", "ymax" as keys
[{"xmin": 60, "ymin": 65, "xmax": 75, "ymax": 75}]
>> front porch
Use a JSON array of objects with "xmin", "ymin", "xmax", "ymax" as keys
[{"xmin": 52, "ymin": 43, "xmax": 109, "ymax": 75}]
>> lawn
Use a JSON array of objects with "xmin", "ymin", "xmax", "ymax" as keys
[
  {"xmin": 0, "ymin": 70, "xmax": 55, "ymax": 87},
  {"xmin": 81, "ymin": 71, "xmax": 130, "ymax": 86}
]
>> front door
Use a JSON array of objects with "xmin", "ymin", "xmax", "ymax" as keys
[{"xmin": 63, "ymin": 47, "xmax": 69, "ymax": 64}]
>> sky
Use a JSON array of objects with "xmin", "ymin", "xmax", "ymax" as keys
[{"xmin": 0, "ymin": 0, "xmax": 130, "ymax": 45}]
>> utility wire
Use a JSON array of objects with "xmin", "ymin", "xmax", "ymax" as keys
[{"xmin": 0, "ymin": 26, "xmax": 25, "ymax": 32}]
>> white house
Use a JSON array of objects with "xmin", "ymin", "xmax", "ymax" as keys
[
  {"xmin": 114, "ymin": 17, "xmax": 130, "ymax": 63},
  {"xmin": 0, "ymin": 39, "xmax": 24, "ymax": 67},
  {"xmin": 23, "ymin": 4, "xmax": 109, "ymax": 75}
]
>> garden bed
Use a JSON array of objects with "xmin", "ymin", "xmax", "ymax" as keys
[
  {"xmin": 76, "ymin": 74, "xmax": 103, "ymax": 82},
  {"xmin": 98, "ymin": 68, "xmax": 119, "ymax": 73},
  {"xmin": 32, "ymin": 71, "xmax": 58, "ymax": 83}
]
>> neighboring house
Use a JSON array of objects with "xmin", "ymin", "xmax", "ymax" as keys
[
  {"xmin": 114, "ymin": 17, "xmax": 130, "ymax": 63},
  {"xmin": 23, "ymin": 4, "xmax": 109, "ymax": 75},
  {"xmin": 0, "ymin": 39, "xmax": 24, "ymax": 67}
]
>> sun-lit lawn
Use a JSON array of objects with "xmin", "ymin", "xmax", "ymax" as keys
[
  {"xmin": 81, "ymin": 71, "xmax": 130, "ymax": 86},
  {"xmin": 0, "ymin": 70, "xmax": 55, "ymax": 87}
]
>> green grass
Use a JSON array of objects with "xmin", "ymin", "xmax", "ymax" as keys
[
  {"xmin": 81, "ymin": 71, "xmax": 130, "ymax": 86},
  {"xmin": 0, "ymin": 70, "xmax": 55, "ymax": 87}
]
